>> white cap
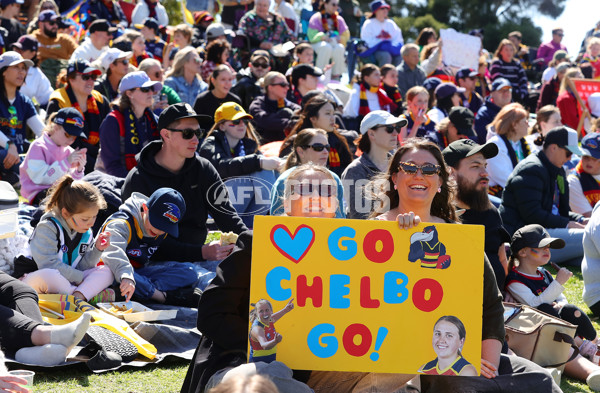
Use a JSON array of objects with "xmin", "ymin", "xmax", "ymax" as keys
[
  {"xmin": 359, "ymin": 110, "xmax": 408, "ymax": 134},
  {"xmin": 0, "ymin": 51, "xmax": 33, "ymax": 69},
  {"xmin": 99, "ymin": 48, "xmax": 133, "ymax": 72},
  {"xmin": 589, "ymin": 93, "xmax": 600, "ymax": 118}
]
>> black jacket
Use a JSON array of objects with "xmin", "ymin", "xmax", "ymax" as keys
[
  {"xmin": 193, "ymin": 91, "xmax": 242, "ymax": 132},
  {"xmin": 230, "ymin": 67, "xmax": 262, "ymax": 111},
  {"xmin": 249, "ymin": 95, "xmax": 300, "ymax": 143},
  {"xmin": 199, "ymin": 130, "xmax": 262, "ymax": 179},
  {"xmin": 499, "ymin": 150, "xmax": 583, "ymax": 235},
  {"xmin": 121, "ymin": 141, "xmax": 247, "ymax": 261},
  {"xmin": 474, "ymin": 97, "xmax": 501, "ymax": 145}
]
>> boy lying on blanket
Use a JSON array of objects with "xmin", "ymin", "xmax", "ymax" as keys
[{"xmin": 100, "ymin": 188, "xmax": 200, "ymax": 307}]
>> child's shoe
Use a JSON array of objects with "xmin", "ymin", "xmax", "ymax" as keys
[
  {"xmin": 88, "ymin": 288, "xmax": 115, "ymax": 306},
  {"xmin": 587, "ymin": 369, "xmax": 600, "ymax": 391}
]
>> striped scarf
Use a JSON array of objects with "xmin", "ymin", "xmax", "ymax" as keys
[
  {"xmin": 320, "ymin": 11, "xmax": 339, "ymax": 33},
  {"xmin": 359, "ymin": 82, "xmax": 394, "ymax": 116}
]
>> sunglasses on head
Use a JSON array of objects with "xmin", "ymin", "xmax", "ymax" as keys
[
  {"xmin": 252, "ymin": 61, "xmax": 269, "ymax": 68},
  {"xmin": 292, "ymin": 183, "xmax": 335, "ymax": 197},
  {"xmin": 302, "ymin": 143, "xmax": 330, "ymax": 152},
  {"xmin": 229, "ymin": 118, "xmax": 248, "ymax": 126},
  {"xmin": 80, "ymin": 73, "xmax": 98, "ymax": 81},
  {"xmin": 271, "ymin": 82, "xmax": 289, "ymax": 88},
  {"xmin": 137, "ymin": 86, "xmax": 153, "ymax": 93},
  {"xmin": 113, "ymin": 59, "xmax": 129, "ymax": 66},
  {"xmin": 166, "ymin": 127, "xmax": 204, "ymax": 139},
  {"xmin": 398, "ymin": 162, "xmax": 441, "ymax": 176}
]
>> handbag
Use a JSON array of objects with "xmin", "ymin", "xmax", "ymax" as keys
[{"xmin": 503, "ymin": 302, "xmax": 579, "ymax": 373}]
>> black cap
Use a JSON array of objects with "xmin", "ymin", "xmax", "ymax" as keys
[
  {"xmin": 448, "ymin": 106, "xmax": 476, "ymax": 139},
  {"xmin": 291, "ymin": 64, "xmax": 323, "ymax": 87},
  {"xmin": 143, "ymin": 17, "xmax": 159, "ymax": 32},
  {"xmin": 66, "ymin": 59, "xmax": 101, "ymax": 75},
  {"xmin": 53, "ymin": 107, "xmax": 87, "ymax": 138},
  {"xmin": 442, "ymin": 139, "xmax": 498, "ymax": 167},
  {"xmin": 542, "ymin": 126, "xmax": 583, "ymax": 155},
  {"xmin": 89, "ymin": 19, "xmax": 118, "ymax": 34},
  {"xmin": 11, "ymin": 35, "xmax": 38, "ymax": 52},
  {"xmin": 511, "ymin": 224, "xmax": 565, "ymax": 255},
  {"xmin": 158, "ymin": 103, "xmax": 211, "ymax": 131}
]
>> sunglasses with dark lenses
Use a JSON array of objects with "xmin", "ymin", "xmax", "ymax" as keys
[
  {"xmin": 562, "ymin": 147, "xmax": 573, "ymax": 158},
  {"xmin": 80, "ymin": 73, "xmax": 98, "ymax": 81},
  {"xmin": 271, "ymin": 82, "xmax": 289, "ymax": 88},
  {"xmin": 46, "ymin": 20, "xmax": 57, "ymax": 26},
  {"xmin": 302, "ymin": 143, "xmax": 330, "ymax": 152},
  {"xmin": 398, "ymin": 162, "xmax": 441, "ymax": 176},
  {"xmin": 252, "ymin": 61, "xmax": 269, "ymax": 69},
  {"xmin": 292, "ymin": 183, "xmax": 335, "ymax": 197},
  {"xmin": 138, "ymin": 86, "xmax": 152, "ymax": 93},
  {"xmin": 229, "ymin": 118, "xmax": 248, "ymax": 126},
  {"xmin": 166, "ymin": 127, "xmax": 204, "ymax": 139},
  {"xmin": 379, "ymin": 125, "xmax": 400, "ymax": 134},
  {"xmin": 113, "ymin": 59, "xmax": 129, "ymax": 66}
]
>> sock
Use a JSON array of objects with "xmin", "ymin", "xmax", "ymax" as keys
[
  {"xmin": 15, "ymin": 344, "xmax": 68, "ymax": 366},
  {"xmin": 50, "ymin": 312, "xmax": 92, "ymax": 352}
]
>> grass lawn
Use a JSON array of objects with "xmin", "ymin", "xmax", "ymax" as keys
[{"xmin": 5, "ymin": 264, "xmax": 597, "ymax": 392}]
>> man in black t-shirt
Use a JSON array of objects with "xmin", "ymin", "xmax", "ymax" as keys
[{"xmin": 0, "ymin": 0, "xmax": 25, "ymax": 48}]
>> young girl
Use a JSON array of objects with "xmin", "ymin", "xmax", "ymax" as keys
[
  {"xmin": 582, "ymin": 37, "xmax": 600, "ymax": 80},
  {"xmin": 506, "ymin": 224, "xmax": 600, "ymax": 388},
  {"xmin": 248, "ymin": 298, "xmax": 294, "ymax": 363},
  {"xmin": 20, "ymin": 108, "xmax": 88, "ymax": 206},
  {"xmin": 21, "ymin": 175, "xmax": 114, "ymax": 305},
  {"xmin": 380, "ymin": 64, "xmax": 403, "ymax": 117}
]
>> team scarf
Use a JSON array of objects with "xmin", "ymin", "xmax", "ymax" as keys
[
  {"xmin": 66, "ymin": 85, "xmax": 101, "ymax": 145},
  {"xmin": 277, "ymin": 98, "xmax": 285, "ymax": 109},
  {"xmin": 290, "ymin": 87, "xmax": 303, "ymax": 105},
  {"xmin": 359, "ymin": 82, "xmax": 394, "ymax": 116},
  {"xmin": 144, "ymin": 0, "xmax": 157, "ymax": 19},
  {"xmin": 320, "ymin": 10, "xmax": 339, "ymax": 33},
  {"xmin": 500, "ymin": 135, "xmax": 531, "ymax": 168},
  {"xmin": 122, "ymin": 108, "xmax": 159, "ymax": 171},
  {"xmin": 131, "ymin": 52, "xmax": 151, "ymax": 68}
]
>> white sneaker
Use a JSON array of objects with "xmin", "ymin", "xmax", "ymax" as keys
[{"xmin": 587, "ymin": 369, "xmax": 600, "ymax": 391}]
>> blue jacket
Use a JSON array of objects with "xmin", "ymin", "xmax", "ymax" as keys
[{"xmin": 474, "ymin": 97, "xmax": 501, "ymax": 145}]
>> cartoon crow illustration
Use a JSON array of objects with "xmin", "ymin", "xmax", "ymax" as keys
[{"xmin": 408, "ymin": 225, "xmax": 451, "ymax": 269}]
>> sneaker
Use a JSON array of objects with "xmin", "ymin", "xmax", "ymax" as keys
[
  {"xmin": 164, "ymin": 287, "xmax": 202, "ymax": 308},
  {"xmin": 88, "ymin": 288, "xmax": 115, "ymax": 306},
  {"xmin": 587, "ymin": 369, "xmax": 600, "ymax": 391}
]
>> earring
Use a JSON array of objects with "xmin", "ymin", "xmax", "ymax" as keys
[
  {"xmin": 437, "ymin": 187, "xmax": 441, "ymax": 193},
  {"xmin": 393, "ymin": 184, "xmax": 397, "ymax": 190}
]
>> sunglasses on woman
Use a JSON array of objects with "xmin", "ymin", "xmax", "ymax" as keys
[
  {"xmin": 113, "ymin": 59, "xmax": 129, "ymax": 66},
  {"xmin": 302, "ymin": 143, "xmax": 330, "ymax": 152},
  {"xmin": 137, "ymin": 86, "xmax": 153, "ymax": 93},
  {"xmin": 271, "ymin": 82, "xmax": 289, "ymax": 88},
  {"xmin": 378, "ymin": 125, "xmax": 400, "ymax": 134},
  {"xmin": 292, "ymin": 183, "xmax": 335, "ymax": 197},
  {"xmin": 80, "ymin": 73, "xmax": 98, "ymax": 81},
  {"xmin": 166, "ymin": 127, "xmax": 204, "ymax": 139},
  {"xmin": 229, "ymin": 119, "xmax": 248, "ymax": 126},
  {"xmin": 398, "ymin": 162, "xmax": 441, "ymax": 176}
]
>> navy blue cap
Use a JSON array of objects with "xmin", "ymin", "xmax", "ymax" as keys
[
  {"xmin": 369, "ymin": 0, "xmax": 390, "ymax": 12},
  {"xmin": 491, "ymin": 78, "xmax": 512, "ymax": 92},
  {"xmin": 434, "ymin": 82, "xmax": 465, "ymax": 100},
  {"xmin": 11, "ymin": 35, "xmax": 38, "ymax": 52},
  {"xmin": 455, "ymin": 67, "xmax": 478, "ymax": 82},
  {"xmin": 67, "ymin": 59, "xmax": 101, "ymax": 75},
  {"xmin": 580, "ymin": 133, "xmax": 600, "ymax": 159},
  {"xmin": 53, "ymin": 108, "xmax": 86, "ymax": 138},
  {"xmin": 1, "ymin": 0, "xmax": 23, "ymax": 8},
  {"xmin": 39, "ymin": 10, "xmax": 59, "ymax": 22},
  {"xmin": 147, "ymin": 188, "xmax": 186, "ymax": 237},
  {"xmin": 422, "ymin": 77, "xmax": 442, "ymax": 92}
]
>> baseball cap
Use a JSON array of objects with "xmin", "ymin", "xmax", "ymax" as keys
[
  {"xmin": 434, "ymin": 82, "xmax": 465, "ymax": 100},
  {"xmin": 1, "ymin": 0, "xmax": 23, "ymax": 8},
  {"xmin": 510, "ymin": 224, "xmax": 565, "ymax": 255},
  {"xmin": 291, "ymin": 64, "xmax": 323, "ymax": 86},
  {"xmin": 491, "ymin": 78, "xmax": 512, "ymax": 92},
  {"xmin": 89, "ymin": 19, "xmax": 118, "ymax": 34},
  {"xmin": 99, "ymin": 48, "xmax": 133, "ymax": 71},
  {"xmin": 442, "ymin": 139, "xmax": 498, "ymax": 167},
  {"xmin": 11, "ymin": 35, "xmax": 38, "ymax": 52},
  {"xmin": 556, "ymin": 62, "xmax": 570, "ymax": 74},
  {"xmin": 455, "ymin": 67, "xmax": 478, "ymax": 82},
  {"xmin": 589, "ymin": 92, "xmax": 600, "ymax": 117},
  {"xmin": 158, "ymin": 103, "xmax": 211, "ymax": 131},
  {"xmin": 135, "ymin": 17, "xmax": 160, "ymax": 32},
  {"xmin": 448, "ymin": 107, "xmax": 476, "ymax": 139},
  {"xmin": 67, "ymin": 59, "xmax": 101, "ymax": 75},
  {"xmin": 193, "ymin": 11, "xmax": 214, "ymax": 25},
  {"xmin": 250, "ymin": 50, "xmax": 270, "ymax": 63},
  {"xmin": 543, "ymin": 126, "xmax": 583, "ymax": 155},
  {"xmin": 359, "ymin": 110, "xmax": 408, "ymax": 134},
  {"xmin": 119, "ymin": 71, "xmax": 162, "ymax": 93},
  {"xmin": 0, "ymin": 51, "xmax": 33, "ymax": 69},
  {"xmin": 146, "ymin": 188, "xmax": 186, "ymax": 237},
  {"xmin": 206, "ymin": 23, "xmax": 225, "ymax": 39},
  {"xmin": 553, "ymin": 50, "xmax": 570, "ymax": 62},
  {"xmin": 423, "ymin": 77, "xmax": 442, "ymax": 92},
  {"xmin": 369, "ymin": 0, "xmax": 390, "ymax": 13},
  {"xmin": 53, "ymin": 107, "xmax": 87, "ymax": 138},
  {"xmin": 214, "ymin": 102, "xmax": 253, "ymax": 123},
  {"xmin": 580, "ymin": 133, "xmax": 600, "ymax": 159},
  {"xmin": 38, "ymin": 10, "xmax": 59, "ymax": 22}
]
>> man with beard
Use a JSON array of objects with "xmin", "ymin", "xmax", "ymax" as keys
[
  {"xmin": 32, "ymin": 10, "xmax": 78, "ymax": 87},
  {"xmin": 443, "ymin": 139, "xmax": 511, "ymax": 292}
]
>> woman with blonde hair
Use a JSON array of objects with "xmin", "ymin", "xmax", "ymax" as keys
[
  {"xmin": 164, "ymin": 46, "xmax": 208, "ymax": 106},
  {"xmin": 525, "ymin": 105, "xmax": 562, "ymax": 154},
  {"xmin": 557, "ymin": 67, "xmax": 585, "ymax": 130}
]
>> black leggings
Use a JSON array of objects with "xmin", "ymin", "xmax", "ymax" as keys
[
  {"xmin": 537, "ymin": 302, "xmax": 597, "ymax": 341},
  {"xmin": 0, "ymin": 271, "xmax": 43, "ymax": 353}
]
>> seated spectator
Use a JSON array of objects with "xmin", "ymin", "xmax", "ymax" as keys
[
  {"xmin": 581, "ymin": 62, "xmax": 596, "ymax": 79},
  {"xmin": 500, "ymin": 126, "xmax": 587, "ymax": 265},
  {"xmin": 582, "ymin": 38, "xmax": 600, "ymax": 78},
  {"xmin": 88, "ymin": 0, "xmax": 127, "ymax": 27},
  {"xmin": 456, "ymin": 67, "xmax": 484, "ymax": 114},
  {"xmin": 342, "ymin": 110, "xmax": 407, "ymax": 219},
  {"xmin": 402, "ymin": 85, "xmax": 437, "ymax": 141},
  {"xmin": 508, "ymin": 31, "xmax": 531, "ymax": 70},
  {"xmin": 557, "ymin": 67, "xmax": 585, "ymax": 130},
  {"xmin": 163, "ymin": 24, "xmax": 194, "ymax": 68},
  {"xmin": 537, "ymin": 62, "xmax": 569, "ymax": 110},
  {"xmin": 26, "ymin": 0, "xmax": 57, "ymax": 33},
  {"xmin": 231, "ymin": 50, "xmax": 271, "ymax": 111},
  {"xmin": 525, "ymin": 105, "xmax": 562, "ymax": 155},
  {"xmin": 20, "ymin": 108, "xmax": 87, "ymax": 205},
  {"xmin": 249, "ymin": 71, "xmax": 300, "ymax": 143},
  {"xmin": 200, "ymin": 102, "xmax": 280, "ymax": 227},
  {"xmin": 343, "ymin": 64, "xmax": 394, "ymax": 119},
  {"xmin": 541, "ymin": 50, "xmax": 570, "ymax": 84},
  {"xmin": 163, "ymin": 46, "xmax": 208, "ymax": 106},
  {"xmin": 137, "ymin": 18, "xmax": 167, "ymax": 63},
  {"xmin": 486, "ymin": 103, "xmax": 531, "ymax": 197},
  {"xmin": 475, "ymin": 55, "xmax": 491, "ymax": 98},
  {"xmin": 395, "ymin": 43, "xmax": 426, "ymax": 97},
  {"xmin": 288, "ymin": 64, "xmax": 322, "ymax": 105},
  {"xmin": 427, "ymin": 82, "xmax": 464, "ymax": 124},
  {"xmin": 0, "ymin": 0, "xmax": 26, "ymax": 48},
  {"xmin": 583, "ymin": 201, "xmax": 600, "ymax": 319},
  {"xmin": 220, "ymin": 0, "xmax": 254, "ymax": 30},
  {"xmin": 11, "ymin": 35, "xmax": 53, "ymax": 109},
  {"xmin": 94, "ymin": 48, "xmax": 133, "ymax": 103},
  {"xmin": 70, "ymin": 19, "xmax": 116, "ymax": 63},
  {"xmin": 131, "ymin": 0, "xmax": 169, "ymax": 27},
  {"xmin": 537, "ymin": 27, "xmax": 567, "ymax": 69},
  {"xmin": 200, "ymin": 39, "xmax": 235, "ymax": 82},
  {"xmin": 99, "ymin": 71, "xmax": 161, "ymax": 178},
  {"xmin": 239, "ymin": 0, "xmax": 294, "ymax": 52},
  {"xmin": 474, "ymin": 78, "xmax": 513, "ymax": 144},
  {"xmin": 290, "ymin": 43, "xmax": 314, "ymax": 69},
  {"xmin": 359, "ymin": 0, "xmax": 403, "ymax": 67},
  {"xmin": 280, "ymin": 95, "xmax": 356, "ymax": 177},
  {"xmin": 139, "ymin": 58, "xmax": 182, "ymax": 111},
  {"xmin": 568, "ymin": 133, "xmax": 600, "ymax": 217},
  {"xmin": 47, "ymin": 59, "xmax": 110, "ymax": 173},
  {"xmin": 191, "ymin": 11, "xmax": 214, "ymax": 47},
  {"xmin": 490, "ymin": 39, "xmax": 528, "ymax": 104},
  {"xmin": 120, "ymin": 30, "xmax": 152, "ymax": 68},
  {"xmin": 0, "ymin": 52, "xmax": 44, "ymax": 186},
  {"xmin": 274, "ymin": 0, "xmax": 299, "ymax": 38},
  {"xmin": 430, "ymin": 106, "xmax": 476, "ymax": 150},
  {"xmin": 194, "ymin": 65, "xmax": 241, "ymax": 135},
  {"xmin": 380, "ymin": 64, "xmax": 403, "ymax": 116}
]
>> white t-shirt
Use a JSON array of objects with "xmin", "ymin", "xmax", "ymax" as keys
[{"xmin": 360, "ymin": 18, "xmax": 403, "ymax": 49}]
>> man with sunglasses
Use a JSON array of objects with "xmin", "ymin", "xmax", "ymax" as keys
[
  {"xmin": 231, "ymin": 50, "xmax": 271, "ymax": 111},
  {"xmin": 500, "ymin": 126, "xmax": 588, "ymax": 266},
  {"xmin": 536, "ymin": 27, "xmax": 568, "ymax": 69},
  {"xmin": 70, "ymin": 19, "xmax": 116, "ymax": 63},
  {"xmin": 122, "ymin": 103, "xmax": 247, "ymax": 264}
]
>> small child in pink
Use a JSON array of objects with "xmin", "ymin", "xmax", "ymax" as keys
[
  {"xmin": 20, "ymin": 107, "xmax": 88, "ymax": 205},
  {"xmin": 582, "ymin": 37, "xmax": 600, "ymax": 80}
]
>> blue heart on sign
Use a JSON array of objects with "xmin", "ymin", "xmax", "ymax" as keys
[{"xmin": 270, "ymin": 224, "xmax": 315, "ymax": 263}]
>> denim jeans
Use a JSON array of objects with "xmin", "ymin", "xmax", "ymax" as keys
[
  {"xmin": 133, "ymin": 262, "xmax": 199, "ymax": 299},
  {"xmin": 546, "ymin": 227, "xmax": 584, "ymax": 266}
]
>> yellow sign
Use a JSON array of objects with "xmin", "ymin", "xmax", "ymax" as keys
[{"xmin": 249, "ymin": 216, "xmax": 484, "ymax": 374}]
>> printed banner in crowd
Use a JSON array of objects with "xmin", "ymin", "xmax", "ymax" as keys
[
  {"xmin": 249, "ymin": 216, "xmax": 484, "ymax": 374},
  {"xmin": 440, "ymin": 28, "xmax": 481, "ymax": 70},
  {"xmin": 572, "ymin": 78, "xmax": 600, "ymax": 105}
]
